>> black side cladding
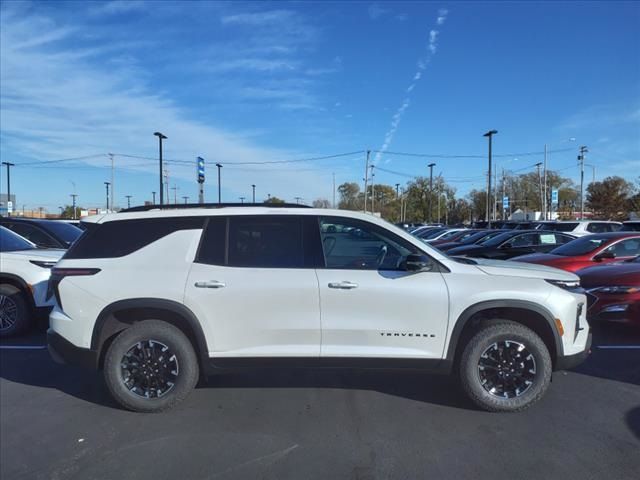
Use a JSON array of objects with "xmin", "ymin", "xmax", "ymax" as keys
[{"xmin": 64, "ymin": 217, "xmax": 205, "ymax": 259}]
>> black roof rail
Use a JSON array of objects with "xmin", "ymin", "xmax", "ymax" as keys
[{"xmin": 120, "ymin": 202, "xmax": 311, "ymax": 213}]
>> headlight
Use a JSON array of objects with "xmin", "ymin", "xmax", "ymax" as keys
[
  {"xmin": 546, "ymin": 279, "xmax": 582, "ymax": 292},
  {"xmin": 590, "ymin": 286, "xmax": 639, "ymax": 295},
  {"xmin": 29, "ymin": 260, "xmax": 57, "ymax": 269}
]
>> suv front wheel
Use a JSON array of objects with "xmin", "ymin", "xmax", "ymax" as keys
[
  {"xmin": 104, "ymin": 320, "xmax": 199, "ymax": 413},
  {"xmin": 458, "ymin": 320, "xmax": 552, "ymax": 412}
]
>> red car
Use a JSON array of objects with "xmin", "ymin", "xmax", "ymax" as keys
[
  {"xmin": 578, "ymin": 257, "xmax": 640, "ymax": 326},
  {"xmin": 511, "ymin": 232, "xmax": 640, "ymax": 272}
]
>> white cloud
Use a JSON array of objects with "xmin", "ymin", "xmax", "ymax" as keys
[
  {"xmin": 437, "ymin": 9, "xmax": 448, "ymax": 25},
  {"xmin": 0, "ymin": 7, "xmax": 333, "ymax": 204},
  {"xmin": 221, "ymin": 10, "xmax": 295, "ymax": 26},
  {"xmin": 89, "ymin": 1, "xmax": 146, "ymax": 16},
  {"xmin": 368, "ymin": 4, "xmax": 390, "ymax": 20}
]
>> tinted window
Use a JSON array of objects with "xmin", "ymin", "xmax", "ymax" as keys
[
  {"xmin": 548, "ymin": 222, "xmax": 579, "ymax": 232},
  {"xmin": 196, "ymin": 216, "xmax": 226, "ymax": 265},
  {"xmin": 550, "ymin": 236, "xmax": 608, "ymax": 256},
  {"xmin": 587, "ymin": 223, "xmax": 608, "ymax": 233},
  {"xmin": 4, "ymin": 222, "xmax": 59, "ymax": 248},
  {"xmin": 320, "ymin": 217, "xmax": 419, "ymax": 270},
  {"xmin": 621, "ymin": 222, "xmax": 640, "ymax": 232},
  {"xmin": 227, "ymin": 216, "xmax": 304, "ymax": 268},
  {"xmin": 504, "ymin": 233, "xmax": 538, "ymax": 247},
  {"xmin": 606, "ymin": 238, "xmax": 640, "ymax": 257},
  {"xmin": 0, "ymin": 226, "xmax": 35, "ymax": 252},
  {"xmin": 64, "ymin": 217, "xmax": 205, "ymax": 259},
  {"xmin": 40, "ymin": 221, "xmax": 82, "ymax": 244}
]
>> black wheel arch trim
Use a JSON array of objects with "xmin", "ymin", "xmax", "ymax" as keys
[
  {"xmin": 0, "ymin": 273, "xmax": 36, "ymax": 310},
  {"xmin": 92, "ymin": 298, "xmax": 211, "ymax": 373},
  {"xmin": 445, "ymin": 299, "xmax": 564, "ymax": 364}
]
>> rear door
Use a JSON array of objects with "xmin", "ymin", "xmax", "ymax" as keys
[
  {"xmin": 315, "ymin": 216, "xmax": 449, "ymax": 359},
  {"xmin": 185, "ymin": 215, "xmax": 322, "ymax": 358}
]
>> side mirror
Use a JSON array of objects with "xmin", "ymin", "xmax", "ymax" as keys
[
  {"xmin": 404, "ymin": 254, "xmax": 433, "ymax": 272},
  {"xmin": 594, "ymin": 250, "xmax": 616, "ymax": 261}
]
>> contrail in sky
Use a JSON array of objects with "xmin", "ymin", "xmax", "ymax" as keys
[{"xmin": 374, "ymin": 8, "xmax": 448, "ymax": 165}]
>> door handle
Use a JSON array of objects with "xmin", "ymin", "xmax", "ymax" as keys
[
  {"xmin": 328, "ymin": 281, "xmax": 358, "ymax": 289},
  {"xmin": 194, "ymin": 280, "xmax": 226, "ymax": 289}
]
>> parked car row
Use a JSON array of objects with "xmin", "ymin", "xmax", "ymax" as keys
[
  {"xmin": 411, "ymin": 225, "xmax": 639, "ymax": 327},
  {"xmin": 0, "ymin": 219, "xmax": 82, "ymax": 336}
]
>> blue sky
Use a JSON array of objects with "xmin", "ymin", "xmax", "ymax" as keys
[{"xmin": 1, "ymin": 0, "xmax": 639, "ymax": 211}]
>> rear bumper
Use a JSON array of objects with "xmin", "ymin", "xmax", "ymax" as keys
[
  {"xmin": 47, "ymin": 329, "xmax": 98, "ymax": 369},
  {"xmin": 555, "ymin": 332, "xmax": 592, "ymax": 371}
]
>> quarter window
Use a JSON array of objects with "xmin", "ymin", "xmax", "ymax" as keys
[{"xmin": 319, "ymin": 217, "xmax": 419, "ymax": 270}]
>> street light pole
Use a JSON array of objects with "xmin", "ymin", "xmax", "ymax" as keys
[
  {"xmin": 578, "ymin": 146, "xmax": 588, "ymax": 220},
  {"xmin": 428, "ymin": 163, "xmax": 436, "ymax": 223},
  {"xmin": 153, "ymin": 132, "xmax": 167, "ymax": 205},
  {"xmin": 152, "ymin": 191, "xmax": 156, "ymax": 204},
  {"xmin": 182, "ymin": 196, "xmax": 189, "ymax": 204},
  {"xmin": 126, "ymin": 195, "xmax": 132, "ymax": 209},
  {"xmin": 239, "ymin": 197, "xmax": 245, "ymax": 204},
  {"xmin": 535, "ymin": 162, "xmax": 543, "ymax": 217},
  {"xmin": 104, "ymin": 182, "xmax": 110, "ymax": 212},
  {"xmin": 2, "ymin": 161, "xmax": 15, "ymax": 216},
  {"xmin": 251, "ymin": 184, "xmax": 256, "ymax": 203},
  {"xmin": 70, "ymin": 194, "xmax": 78, "ymax": 220},
  {"xmin": 216, "ymin": 163, "xmax": 223, "ymax": 204},
  {"xmin": 483, "ymin": 130, "xmax": 498, "ymax": 226}
]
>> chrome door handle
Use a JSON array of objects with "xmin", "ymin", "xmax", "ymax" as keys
[
  {"xmin": 194, "ymin": 280, "xmax": 226, "ymax": 289},
  {"xmin": 328, "ymin": 281, "xmax": 358, "ymax": 289}
]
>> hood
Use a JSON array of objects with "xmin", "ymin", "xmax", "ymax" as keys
[
  {"xmin": 510, "ymin": 253, "xmax": 564, "ymax": 264},
  {"xmin": 1, "ymin": 248, "xmax": 65, "ymax": 262},
  {"xmin": 470, "ymin": 258, "xmax": 578, "ymax": 281},
  {"xmin": 577, "ymin": 262, "xmax": 640, "ymax": 287}
]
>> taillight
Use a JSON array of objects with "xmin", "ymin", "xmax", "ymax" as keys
[{"xmin": 47, "ymin": 267, "xmax": 101, "ymax": 307}]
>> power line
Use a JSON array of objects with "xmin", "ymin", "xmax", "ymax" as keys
[
  {"xmin": 14, "ymin": 154, "xmax": 107, "ymax": 166},
  {"xmin": 373, "ymin": 147, "xmax": 574, "ymax": 159}
]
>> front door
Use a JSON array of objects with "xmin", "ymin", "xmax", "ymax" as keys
[
  {"xmin": 185, "ymin": 215, "xmax": 321, "ymax": 358},
  {"xmin": 315, "ymin": 217, "xmax": 449, "ymax": 359}
]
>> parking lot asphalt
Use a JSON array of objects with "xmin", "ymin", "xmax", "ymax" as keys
[{"xmin": 1, "ymin": 325, "xmax": 639, "ymax": 480}]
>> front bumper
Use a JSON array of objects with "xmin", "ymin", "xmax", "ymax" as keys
[
  {"xmin": 555, "ymin": 332, "xmax": 592, "ymax": 370},
  {"xmin": 47, "ymin": 329, "xmax": 99, "ymax": 369}
]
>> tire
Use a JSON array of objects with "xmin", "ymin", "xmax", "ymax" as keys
[
  {"xmin": 0, "ymin": 284, "xmax": 31, "ymax": 338},
  {"xmin": 458, "ymin": 320, "xmax": 552, "ymax": 413},
  {"xmin": 104, "ymin": 320, "xmax": 199, "ymax": 413}
]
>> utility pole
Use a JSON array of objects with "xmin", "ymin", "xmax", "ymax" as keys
[
  {"xmin": 104, "ymin": 182, "xmax": 110, "ymax": 212},
  {"xmin": 502, "ymin": 169, "xmax": 507, "ymax": 221},
  {"xmin": 493, "ymin": 169, "xmax": 498, "ymax": 222},
  {"xmin": 332, "ymin": 172, "xmax": 336, "ymax": 208},
  {"xmin": 152, "ymin": 191, "xmax": 156, "ymax": 204},
  {"xmin": 578, "ymin": 146, "xmax": 588, "ymax": 220},
  {"xmin": 163, "ymin": 168, "xmax": 170, "ymax": 204},
  {"xmin": 125, "ymin": 195, "xmax": 132, "ymax": 209},
  {"xmin": 428, "ymin": 163, "xmax": 436, "ymax": 223},
  {"xmin": 182, "ymin": 196, "xmax": 189, "ymax": 204},
  {"xmin": 363, "ymin": 150, "xmax": 370, "ymax": 213},
  {"xmin": 543, "ymin": 144, "xmax": 547, "ymax": 220},
  {"xmin": 370, "ymin": 165, "xmax": 375, "ymax": 214},
  {"xmin": 171, "ymin": 185, "xmax": 178, "ymax": 205},
  {"xmin": 2, "ymin": 162, "xmax": 15, "ymax": 216},
  {"xmin": 239, "ymin": 196, "xmax": 245, "ymax": 204},
  {"xmin": 294, "ymin": 196, "xmax": 302, "ymax": 204},
  {"xmin": 215, "ymin": 163, "xmax": 223, "ymax": 204},
  {"xmin": 153, "ymin": 132, "xmax": 167, "ymax": 205},
  {"xmin": 251, "ymin": 184, "xmax": 256, "ymax": 203},
  {"xmin": 109, "ymin": 153, "xmax": 115, "ymax": 211},
  {"xmin": 70, "ymin": 194, "xmax": 78, "ymax": 220},
  {"xmin": 395, "ymin": 183, "xmax": 400, "ymax": 199},
  {"xmin": 483, "ymin": 130, "xmax": 498, "ymax": 226},
  {"xmin": 535, "ymin": 162, "xmax": 543, "ymax": 219}
]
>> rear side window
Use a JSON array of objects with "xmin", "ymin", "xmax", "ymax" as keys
[
  {"xmin": 3, "ymin": 222, "xmax": 59, "ymax": 248},
  {"xmin": 587, "ymin": 223, "xmax": 608, "ymax": 233},
  {"xmin": 196, "ymin": 215, "xmax": 322, "ymax": 268},
  {"xmin": 64, "ymin": 217, "xmax": 205, "ymax": 259},
  {"xmin": 549, "ymin": 222, "xmax": 579, "ymax": 232}
]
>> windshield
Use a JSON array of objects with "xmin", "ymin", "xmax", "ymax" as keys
[
  {"xmin": 418, "ymin": 228, "xmax": 447, "ymax": 239},
  {"xmin": 478, "ymin": 231, "xmax": 519, "ymax": 247},
  {"xmin": 40, "ymin": 221, "xmax": 83, "ymax": 244},
  {"xmin": 0, "ymin": 226, "xmax": 35, "ymax": 252},
  {"xmin": 549, "ymin": 236, "xmax": 608, "ymax": 256}
]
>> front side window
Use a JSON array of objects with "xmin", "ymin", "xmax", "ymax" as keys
[
  {"xmin": 504, "ymin": 233, "xmax": 538, "ymax": 248},
  {"xmin": 319, "ymin": 217, "xmax": 419, "ymax": 270},
  {"xmin": 605, "ymin": 238, "xmax": 640, "ymax": 258},
  {"xmin": 228, "ymin": 216, "xmax": 304, "ymax": 268}
]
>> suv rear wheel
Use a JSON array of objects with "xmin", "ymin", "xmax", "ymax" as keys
[
  {"xmin": 458, "ymin": 320, "xmax": 552, "ymax": 412},
  {"xmin": 104, "ymin": 320, "xmax": 199, "ymax": 412},
  {"xmin": 0, "ymin": 284, "xmax": 30, "ymax": 338}
]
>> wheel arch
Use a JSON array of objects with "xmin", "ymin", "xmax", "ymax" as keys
[
  {"xmin": 92, "ymin": 298, "xmax": 211, "ymax": 373},
  {"xmin": 445, "ymin": 300, "xmax": 563, "ymax": 369},
  {"xmin": 0, "ymin": 273, "xmax": 35, "ymax": 310}
]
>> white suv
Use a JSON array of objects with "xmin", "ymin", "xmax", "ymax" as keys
[
  {"xmin": 47, "ymin": 206, "xmax": 591, "ymax": 413},
  {"xmin": 547, "ymin": 220, "xmax": 622, "ymax": 237},
  {"xmin": 0, "ymin": 226, "xmax": 63, "ymax": 336}
]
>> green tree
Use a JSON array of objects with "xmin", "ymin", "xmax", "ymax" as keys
[
  {"xmin": 264, "ymin": 196, "xmax": 285, "ymax": 204},
  {"xmin": 312, "ymin": 198, "xmax": 331, "ymax": 208},
  {"xmin": 337, "ymin": 182, "xmax": 362, "ymax": 210},
  {"xmin": 59, "ymin": 205, "xmax": 82, "ymax": 219},
  {"xmin": 586, "ymin": 176, "xmax": 635, "ymax": 220}
]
